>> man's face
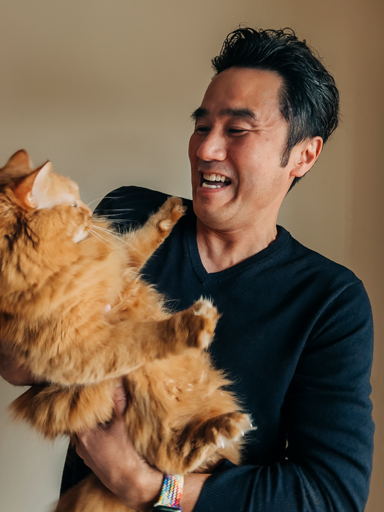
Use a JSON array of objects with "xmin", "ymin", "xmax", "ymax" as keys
[{"xmin": 189, "ymin": 67, "xmax": 296, "ymax": 232}]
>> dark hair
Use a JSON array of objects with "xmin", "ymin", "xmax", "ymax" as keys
[{"xmin": 212, "ymin": 27, "xmax": 340, "ymax": 187}]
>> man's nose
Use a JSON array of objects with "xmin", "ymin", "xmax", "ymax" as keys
[{"xmin": 196, "ymin": 131, "xmax": 226, "ymax": 161}]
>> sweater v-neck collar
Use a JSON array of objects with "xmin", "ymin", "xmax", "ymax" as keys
[{"xmin": 183, "ymin": 211, "xmax": 290, "ymax": 284}]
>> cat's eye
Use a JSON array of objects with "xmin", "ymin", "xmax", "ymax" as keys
[{"xmin": 71, "ymin": 202, "xmax": 79, "ymax": 207}]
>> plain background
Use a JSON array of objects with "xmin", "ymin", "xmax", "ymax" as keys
[{"xmin": 0, "ymin": 1, "xmax": 382, "ymax": 511}]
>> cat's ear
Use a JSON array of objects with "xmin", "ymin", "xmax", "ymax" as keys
[
  {"xmin": 13, "ymin": 161, "xmax": 52, "ymax": 209},
  {"xmin": 5, "ymin": 149, "xmax": 33, "ymax": 171}
]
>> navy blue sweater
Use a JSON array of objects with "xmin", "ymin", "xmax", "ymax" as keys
[{"xmin": 61, "ymin": 186, "xmax": 374, "ymax": 511}]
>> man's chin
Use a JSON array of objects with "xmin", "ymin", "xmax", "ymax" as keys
[{"xmin": 194, "ymin": 206, "xmax": 231, "ymax": 233}]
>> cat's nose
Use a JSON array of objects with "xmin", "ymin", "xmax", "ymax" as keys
[{"xmin": 80, "ymin": 202, "xmax": 92, "ymax": 217}]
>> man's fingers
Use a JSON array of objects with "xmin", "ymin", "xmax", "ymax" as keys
[
  {"xmin": 74, "ymin": 380, "xmax": 127, "ymax": 464},
  {"xmin": 0, "ymin": 352, "xmax": 38, "ymax": 386},
  {"xmin": 113, "ymin": 380, "xmax": 127, "ymax": 416},
  {"xmin": 74, "ymin": 433, "xmax": 87, "ymax": 460}
]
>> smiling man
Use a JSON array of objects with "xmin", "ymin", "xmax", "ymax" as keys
[
  {"xmin": 189, "ymin": 67, "xmax": 322, "ymax": 272},
  {"xmin": 1, "ymin": 27, "xmax": 374, "ymax": 512}
]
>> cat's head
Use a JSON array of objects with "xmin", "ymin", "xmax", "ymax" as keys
[{"xmin": 0, "ymin": 150, "xmax": 93, "ymax": 274}]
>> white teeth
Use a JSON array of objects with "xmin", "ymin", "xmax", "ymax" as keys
[
  {"xmin": 203, "ymin": 173, "xmax": 228, "ymax": 183},
  {"xmin": 203, "ymin": 173, "xmax": 215, "ymax": 181},
  {"xmin": 202, "ymin": 182, "xmax": 221, "ymax": 189}
]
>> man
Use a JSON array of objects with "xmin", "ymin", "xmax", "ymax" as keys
[{"xmin": 1, "ymin": 27, "xmax": 374, "ymax": 511}]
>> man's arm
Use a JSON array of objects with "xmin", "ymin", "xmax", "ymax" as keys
[{"xmin": 191, "ymin": 281, "xmax": 374, "ymax": 512}]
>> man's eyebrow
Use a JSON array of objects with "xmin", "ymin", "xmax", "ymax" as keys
[
  {"xmin": 191, "ymin": 107, "xmax": 208, "ymax": 121},
  {"xmin": 190, "ymin": 107, "xmax": 258, "ymax": 122},
  {"xmin": 220, "ymin": 108, "xmax": 258, "ymax": 121}
]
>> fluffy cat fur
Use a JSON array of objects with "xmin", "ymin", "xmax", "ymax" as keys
[{"xmin": 0, "ymin": 150, "xmax": 252, "ymax": 512}]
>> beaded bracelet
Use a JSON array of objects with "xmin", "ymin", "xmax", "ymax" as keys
[{"xmin": 153, "ymin": 474, "xmax": 184, "ymax": 511}]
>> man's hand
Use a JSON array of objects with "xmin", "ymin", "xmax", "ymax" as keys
[
  {"xmin": 75, "ymin": 382, "xmax": 163, "ymax": 512},
  {"xmin": 75, "ymin": 381, "xmax": 210, "ymax": 512},
  {"xmin": 0, "ymin": 347, "xmax": 37, "ymax": 386}
]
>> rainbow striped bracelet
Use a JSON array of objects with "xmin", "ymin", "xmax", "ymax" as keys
[{"xmin": 153, "ymin": 474, "xmax": 184, "ymax": 511}]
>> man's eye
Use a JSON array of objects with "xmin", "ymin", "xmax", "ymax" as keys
[
  {"xmin": 228, "ymin": 128, "xmax": 247, "ymax": 134},
  {"xmin": 195, "ymin": 125, "xmax": 210, "ymax": 133}
]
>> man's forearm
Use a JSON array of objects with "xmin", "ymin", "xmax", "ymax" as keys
[{"xmin": 114, "ymin": 467, "xmax": 209, "ymax": 512}]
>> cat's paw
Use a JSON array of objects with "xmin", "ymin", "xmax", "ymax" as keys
[
  {"xmin": 157, "ymin": 197, "xmax": 186, "ymax": 233},
  {"xmin": 211, "ymin": 412, "xmax": 254, "ymax": 448},
  {"xmin": 190, "ymin": 297, "xmax": 220, "ymax": 349}
]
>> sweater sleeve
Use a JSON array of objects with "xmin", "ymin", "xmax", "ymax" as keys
[
  {"xmin": 193, "ymin": 281, "xmax": 374, "ymax": 512},
  {"xmin": 94, "ymin": 185, "xmax": 170, "ymax": 231}
]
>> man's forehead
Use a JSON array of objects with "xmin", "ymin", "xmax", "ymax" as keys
[{"xmin": 192, "ymin": 68, "xmax": 283, "ymax": 121}]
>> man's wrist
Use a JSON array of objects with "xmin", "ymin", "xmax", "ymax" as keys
[
  {"xmin": 153, "ymin": 474, "xmax": 184, "ymax": 510},
  {"xmin": 113, "ymin": 458, "xmax": 209, "ymax": 512},
  {"xmin": 121, "ymin": 464, "xmax": 163, "ymax": 512}
]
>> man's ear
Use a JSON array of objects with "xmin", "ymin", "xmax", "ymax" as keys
[{"xmin": 290, "ymin": 137, "xmax": 323, "ymax": 179}]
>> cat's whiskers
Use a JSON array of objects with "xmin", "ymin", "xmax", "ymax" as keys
[
  {"xmin": 89, "ymin": 229, "xmax": 114, "ymax": 249},
  {"xmin": 96, "ymin": 213, "xmax": 133, "ymax": 218},
  {"xmin": 91, "ymin": 225, "xmax": 144, "ymax": 256},
  {"xmin": 86, "ymin": 197, "xmax": 106, "ymax": 208},
  {"xmin": 97, "ymin": 208, "xmax": 134, "ymax": 212},
  {"xmin": 92, "ymin": 224, "xmax": 138, "ymax": 248},
  {"xmin": 86, "ymin": 196, "xmax": 131, "ymax": 208},
  {"xmin": 88, "ymin": 228, "xmax": 115, "ymax": 250},
  {"xmin": 107, "ymin": 218, "xmax": 133, "ymax": 223},
  {"xmin": 92, "ymin": 224, "xmax": 128, "ymax": 238}
]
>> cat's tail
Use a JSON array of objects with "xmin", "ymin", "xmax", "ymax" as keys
[
  {"xmin": 53, "ymin": 473, "xmax": 132, "ymax": 512},
  {"xmin": 10, "ymin": 380, "xmax": 116, "ymax": 439}
]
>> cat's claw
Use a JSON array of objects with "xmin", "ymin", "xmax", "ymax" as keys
[
  {"xmin": 212, "ymin": 412, "xmax": 253, "ymax": 446},
  {"xmin": 157, "ymin": 197, "xmax": 186, "ymax": 233},
  {"xmin": 191, "ymin": 297, "xmax": 220, "ymax": 349}
]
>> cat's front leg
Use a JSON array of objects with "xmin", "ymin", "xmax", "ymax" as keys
[
  {"xmin": 23, "ymin": 298, "xmax": 219, "ymax": 387},
  {"xmin": 99, "ymin": 298, "xmax": 220, "ymax": 381},
  {"xmin": 123, "ymin": 196, "xmax": 185, "ymax": 271},
  {"xmin": 159, "ymin": 297, "xmax": 221, "ymax": 351}
]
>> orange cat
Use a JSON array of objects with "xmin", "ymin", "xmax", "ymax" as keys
[{"xmin": 0, "ymin": 150, "xmax": 252, "ymax": 512}]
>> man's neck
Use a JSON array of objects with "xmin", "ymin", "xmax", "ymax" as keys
[{"xmin": 196, "ymin": 219, "xmax": 278, "ymax": 273}]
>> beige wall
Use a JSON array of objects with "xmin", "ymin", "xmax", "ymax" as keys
[{"xmin": 0, "ymin": 1, "xmax": 382, "ymax": 510}]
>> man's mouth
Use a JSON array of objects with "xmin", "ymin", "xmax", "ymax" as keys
[{"xmin": 201, "ymin": 173, "xmax": 231, "ymax": 189}]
